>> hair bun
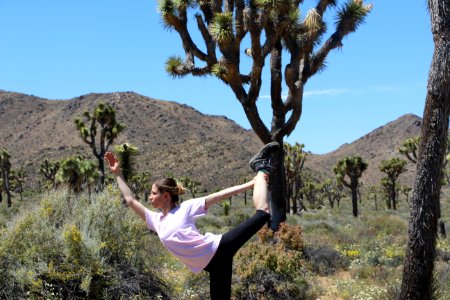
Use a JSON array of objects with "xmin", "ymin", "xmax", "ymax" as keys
[{"xmin": 176, "ymin": 185, "xmax": 186, "ymax": 195}]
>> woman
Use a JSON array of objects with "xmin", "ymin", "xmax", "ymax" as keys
[{"xmin": 104, "ymin": 142, "xmax": 279, "ymax": 299}]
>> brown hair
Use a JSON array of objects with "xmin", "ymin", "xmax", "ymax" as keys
[{"xmin": 154, "ymin": 178, "xmax": 186, "ymax": 203}]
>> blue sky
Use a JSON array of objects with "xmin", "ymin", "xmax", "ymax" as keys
[{"xmin": 0, "ymin": 1, "xmax": 432, "ymax": 154}]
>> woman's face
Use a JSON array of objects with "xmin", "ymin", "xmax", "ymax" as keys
[{"xmin": 149, "ymin": 184, "xmax": 168, "ymax": 208}]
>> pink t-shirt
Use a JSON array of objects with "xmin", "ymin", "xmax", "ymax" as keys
[{"xmin": 144, "ymin": 197, "xmax": 222, "ymax": 273}]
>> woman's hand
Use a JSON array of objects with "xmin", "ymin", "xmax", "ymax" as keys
[{"xmin": 104, "ymin": 152, "xmax": 120, "ymax": 175}]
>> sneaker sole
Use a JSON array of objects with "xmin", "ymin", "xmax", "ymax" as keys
[{"xmin": 249, "ymin": 142, "xmax": 280, "ymax": 169}]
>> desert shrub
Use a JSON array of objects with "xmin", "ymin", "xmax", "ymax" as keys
[
  {"xmin": 195, "ymin": 215, "xmax": 227, "ymax": 234},
  {"xmin": 179, "ymin": 271, "xmax": 210, "ymax": 300},
  {"xmin": 434, "ymin": 261, "xmax": 450, "ymax": 298},
  {"xmin": 335, "ymin": 278, "xmax": 389, "ymax": 300},
  {"xmin": 304, "ymin": 245, "xmax": 349, "ymax": 275},
  {"xmin": 233, "ymin": 223, "xmax": 314, "ymax": 299},
  {"xmin": 0, "ymin": 187, "xmax": 171, "ymax": 299},
  {"xmin": 366, "ymin": 215, "xmax": 408, "ymax": 237},
  {"xmin": 436, "ymin": 238, "xmax": 450, "ymax": 262},
  {"xmin": 223, "ymin": 212, "xmax": 250, "ymax": 228}
]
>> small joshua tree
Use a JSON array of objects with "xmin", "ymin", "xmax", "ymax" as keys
[
  {"xmin": 40, "ymin": 159, "xmax": 60, "ymax": 189},
  {"xmin": 0, "ymin": 148, "xmax": 12, "ymax": 207},
  {"xmin": 379, "ymin": 157, "xmax": 407, "ymax": 210},
  {"xmin": 333, "ymin": 155, "xmax": 367, "ymax": 217},
  {"xmin": 115, "ymin": 143, "xmax": 139, "ymax": 182},
  {"xmin": 75, "ymin": 103, "xmax": 125, "ymax": 190}
]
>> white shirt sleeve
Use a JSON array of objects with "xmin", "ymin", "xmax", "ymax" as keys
[
  {"xmin": 182, "ymin": 197, "xmax": 207, "ymax": 218},
  {"xmin": 144, "ymin": 208, "xmax": 160, "ymax": 232}
]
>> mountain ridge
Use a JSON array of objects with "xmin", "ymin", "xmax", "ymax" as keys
[{"xmin": 0, "ymin": 90, "xmax": 424, "ymax": 192}]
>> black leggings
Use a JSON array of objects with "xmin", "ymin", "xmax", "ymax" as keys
[{"xmin": 204, "ymin": 210, "xmax": 270, "ymax": 300}]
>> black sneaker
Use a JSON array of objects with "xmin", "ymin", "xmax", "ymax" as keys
[{"xmin": 249, "ymin": 142, "xmax": 280, "ymax": 172}]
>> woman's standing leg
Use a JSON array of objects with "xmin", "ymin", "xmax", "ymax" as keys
[{"xmin": 208, "ymin": 256, "xmax": 233, "ymax": 300}]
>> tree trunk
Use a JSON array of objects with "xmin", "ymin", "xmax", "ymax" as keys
[
  {"xmin": 350, "ymin": 177, "xmax": 358, "ymax": 217},
  {"xmin": 400, "ymin": 1, "xmax": 450, "ymax": 297},
  {"xmin": 269, "ymin": 148, "xmax": 287, "ymax": 230},
  {"xmin": 391, "ymin": 182, "xmax": 397, "ymax": 210},
  {"xmin": 286, "ymin": 184, "xmax": 292, "ymax": 214},
  {"xmin": 438, "ymin": 220, "xmax": 447, "ymax": 239}
]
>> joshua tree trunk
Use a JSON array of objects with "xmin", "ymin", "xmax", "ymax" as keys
[
  {"xmin": 269, "ymin": 145, "xmax": 287, "ymax": 230},
  {"xmin": 1, "ymin": 168, "xmax": 12, "ymax": 207},
  {"xmin": 400, "ymin": 1, "xmax": 450, "ymax": 298},
  {"xmin": 350, "ymin": 177, "xmax": 358, "ymax": 217},
  {"xmin": 390, "ymin": 182, "xmax": 397, "ymax": 210}
]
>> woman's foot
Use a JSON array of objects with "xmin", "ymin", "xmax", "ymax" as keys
[{"xmin": 249, "ymin": 142, "xmax": 280, "ymax": 172}]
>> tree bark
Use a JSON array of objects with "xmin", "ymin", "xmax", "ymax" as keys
[
  {"xmin": 269, "ymin": 147, "xmax": 287, "ymax": 230},
  {"xmin": 400, "ymin": 1, "xmax": 450, "ymax": 298},
  {"xmin": 350, "ymin": 177, "xmax": 358, "ymax": 217}
]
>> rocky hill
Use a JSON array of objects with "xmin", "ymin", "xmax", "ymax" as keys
[
  {"xmin": 0, "ymin": 90, "xmax": 429, "ymax": 192},
  {"xmin": 0, "ymin": 91, "xmax": 262, "ymax": 191},
  {"xmin": 305, "ymin": 114, "xmax": 423, "ymax": 188}
]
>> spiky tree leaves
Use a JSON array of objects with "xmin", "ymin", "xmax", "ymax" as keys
[
  {"xmin": 378, "ymin": 157, "xmax": 407, "ymax": 211},
  {"xmin": 9, "ymin": 168, "xmax": 26, "ymax": 201},
  {"xmin": 399, "ymin": 136, "xmax": 420, "ymax": 164},
  {"xmin": 284, "ymin": 142, "xmax": 307, "ymax": 213},
  {"xmin": 179, "ymin": 176, "xmax": 201, "ymax": 198},
  {"xmin": 0, "ymin": 148, "xmax": 12, "ymax": 207},
  {"xmin": 400, "ymin": 1, "xmax": 450, "ymax": 298},
  {"xmin": 40, "ymin": 159, "xmax": 60, "ymax": 189},
  {"xmin": 158, "ymin": 0, "xmax": 372, "ymax": 229},
  {"xmin": 115, "ymin": 143, "xmax": 139, "ymax": 182},
  {"xmin": 333, "ymin": 155, "xmax": 367, "ymax": 217},
  {"xmin": 56, "ymin": 157, "xmax": 98, "ymax": 194},
  {"xmin": 130, "ymin": 171, "xmax": 152, "ymax": 201},
  {"xmin": 320, "ymin": 178, "xmax": 343, "ymax": 209},
  {"xmin": 300, "ymin": 181, "xmax": 319, "ymax": 208},
  {"xmin": 74, "ymin": 103, "xmax": 125, "ymax": 189}
]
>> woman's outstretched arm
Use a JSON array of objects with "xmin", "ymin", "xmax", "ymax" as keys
[
  {"xmin": 105, "ymin": 151, "xmax": 147, "ymax": 221},
  {"xmin": 204, "ymin": 175, "xmax": 263, "ymax": 210}
]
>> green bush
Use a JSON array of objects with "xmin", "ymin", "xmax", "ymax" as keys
[
  {"xmin": 233, "ymin": 223, "xmax": 314, "ymax": 299},
  {"xmin": 0, "ymin": 187, "xmax": 171, "ymax": 299}
]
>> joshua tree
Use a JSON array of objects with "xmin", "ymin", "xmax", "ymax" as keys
[
  {"xmin": 75, "ymin": 103, "xmax": 125, "ymax": 190},
  {"xmin": 158, "ymin": 0, "xmax": 372, "ymax": 229},
  {"xmin": 56, "ymin": 157, "xmax": 98, "ymax": 194},
  {"xmin": 40, "ymin": 159, "xmax": 60, "ymax": 188},
  {"xmin": 130, "ymin": 171, "xmax": 152, "ymax": 200},
  {"xmin": 115, "ymin": 143, "xmax": 139, "ymax": 182},
  {"xmin": 320, "ymin": 178, "xmax": 342, "ymax": 209},
  {"xmin": 0, "ymin": 148, "xmax": 12, "ymax": 207},
  {"xmin": 284, "ymin": 142, "xmax": 306, "ymax": 213},
  {"xmin": 379, "ymin": 157, "xmax": 407, "ymax": 210},
  {"xmin": 10, "ymin": 168, "xmax": 26, "ymax": 201},
  {"xmin": 300, "ymin": 181, "xmax": 319, "ymax": 208},
  {"xmin": 333, "ymin": 156, "xmax": 367, "ymax": 217},
  {"xmin": 239, "ymin": 175, "xmax": 251, "ymax": 205},
  {"xmin": 400, "ymin": 0, "xmax": 450, "ymax": 298},
  {"xmin": 398, "ymin": 136, "xmax": 420, "ymax": 164},
  {"xmin": 400, "ymin": 135, "xmax": 449, "ymax": 183},
  {"xmin": 179, "ymin": 175, "xmax": 202, "ymax": 198},
  {"xmin": 400, "ymin": 185, "xmax": 412, "ymax": 203},
  {"xmin": 367, "ymin": 185, "xmax": 380, "ymax": 211}
]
